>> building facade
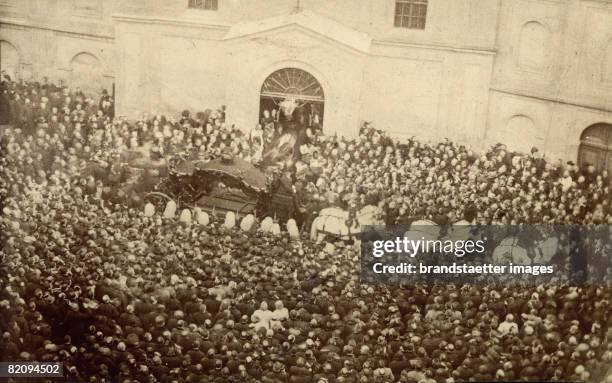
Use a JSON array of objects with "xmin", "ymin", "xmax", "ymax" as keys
[{"xmin": 1, "ymin": 0, "xmax": 611, "ymax": 172}]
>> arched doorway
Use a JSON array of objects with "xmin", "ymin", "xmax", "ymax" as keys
[
  {"xmin": 259, "ymin": 67, "xmax": 324, "ymax": 131},
  {"xmin": 70, "ymin": 52, "xmax": 104, "ymax": 95},
  {"xmin": 578, "ymin": 123, "xmax": 612, "ymax": 176},
  {"xmin": 0, "ymin": 40, "xmax": 20, "ymax": 80}
]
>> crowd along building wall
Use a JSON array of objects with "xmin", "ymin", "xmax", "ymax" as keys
[
  {"xmin": 0, "ymin": 0, "xmax": 116, "ymax": 94},
  {"xmin": 1, "ymin": 0, "xmax": 611, "ymax": 168},
  {"xmin": 488, "ymin": 0, "xmax": 612, "ymax": 167},
  {"xmin": 102, "ymin": 0, "xmax": 501, "ymax": 145}
]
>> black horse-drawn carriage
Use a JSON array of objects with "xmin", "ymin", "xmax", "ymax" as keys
[{"xmin": 154, "ymin": 154, "xmax": 294, "ymax": 220}]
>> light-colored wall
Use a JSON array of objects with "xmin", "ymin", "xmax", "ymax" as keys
[
  {"xmin": 487, "ymin": 91, "xmax": 612, "ymax": 163},
  {"xmin": 119, "ymin": 0, "xmax": 499, "ymax": 48},
  {"xmin": 361, "ymin": 42, "xmax": 494, "ymax": 148},
  {"xmin": 222, "ymin": 12, "xmax": 369, "ymax": 137},
  {"xmin": 0, "ymin": 0, "xmax": 115, "ymax": 90},
  {"xmin": 113, "ymin": 15, "xmax": 228, "ymax": 118},
  {"xmin": 110, "ymin": 0, "xmax": 499, "ymax": 137},
  {"xmin": 1, "ymin": 0, "xmax": 611, "ymax": 163},
  {"xmin": 488, "ymin": 0, "xmax": 612, "ymax": 160}
]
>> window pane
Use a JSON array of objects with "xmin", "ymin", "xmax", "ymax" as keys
[
  {"xmin": 189, "ymin": 0, "xmax": 217, "ymax": 10},
  {"xmin": 409, "ymin": 16, "xmax": 417, "ymax": 29},
  {"xmin": 418, "ymin": 4, "xmax": 426, "ymax": 16},
  {"xmin": 394, "ymin": 0, "xmax": 427, "ymax": 29},
  {"xmin": 395, "ymin": 3, "xmax": 403, "ymax": 16}
]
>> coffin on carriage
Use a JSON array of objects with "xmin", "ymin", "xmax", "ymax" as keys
[
  {"xmin": 155, "ymin": 155, "xmax": 279, "ymax": 217},
  {"xmin": 149, "ymin": 152, "xmax": 304, "ymax": 219}
]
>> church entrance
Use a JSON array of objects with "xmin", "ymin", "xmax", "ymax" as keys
[
  {"xmin": 259, "ymin": 67, "xmax": 324, "ymax": 132},
  {"xmin": 578, "ymin": 123, "xmax": 612, "ymax": 177}
]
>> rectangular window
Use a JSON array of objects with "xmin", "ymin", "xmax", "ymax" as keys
[
  {"xmin": 188, "ymin": 0, "xmax": 218, "ymax": 10},
  {"xmin": 394, "ymin": 0, "xmax": 427, "ymax": 29}
]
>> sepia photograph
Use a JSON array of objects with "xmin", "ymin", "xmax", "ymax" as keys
[{"xmin": 0, "ymin": 0, "xmax": 611, "ymax": 382}]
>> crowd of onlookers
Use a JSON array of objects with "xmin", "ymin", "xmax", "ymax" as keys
[{"xmin": 1, "ymin": 77, "xmax": 611, "ymax": 382}]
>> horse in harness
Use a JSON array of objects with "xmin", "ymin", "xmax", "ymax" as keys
[{"xmin": 402, "ymin": 220, "xmax": 560, "ymax": 265}]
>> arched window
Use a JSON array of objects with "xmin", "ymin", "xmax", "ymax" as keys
[
  {"xmin": 0, "ymin": 40, "xmax": 20, "ymax": 80},
  {"xmin": 261, "ymin": 68, "xmax": 324, "ymax": 102},
  {"xmin": 260, "ymin": 68, "xmax": 325, "ymax": 130},
  {"xmin": 501, "ymin": 114, "xmax": 544, "ymax": 153},
  {"xmin": 518, "ymin": 21, "xmax": 551, "ymax": 72},
  {"xmin": 578, "ymin": 123, "xmax": 612, "ymax": 175},
  {"xmin": 70, "ymin": 52, "xmax": 103, "ymax": 94}
]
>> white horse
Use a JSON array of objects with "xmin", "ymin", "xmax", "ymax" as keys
[
  {"xmin": 491, "ymin": 228, "xmax": 559, "ymax": 265},
  {"xmin": 310, "ymin": 205, "xmax": 384, "ymax": 242},
  {"xmin": 404, "ymin": 219, "xmax": 440, "ymax": 242},
  {"xmin": 402, "ymin": 219, "xmax": 560, "ymax": 266}
]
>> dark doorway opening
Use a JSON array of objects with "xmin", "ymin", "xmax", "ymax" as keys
[{"xmin": 578, "ymin": 123, "xmax": 612, "ymax": 178}]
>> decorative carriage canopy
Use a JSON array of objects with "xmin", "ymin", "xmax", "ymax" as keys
[
  {"xmin": 171, "ymin": 157, "xmax": 268, "ymax": 196},
  {"xmin": 155, "ymin": 156, "xmax": 271, "ymax": 216}
]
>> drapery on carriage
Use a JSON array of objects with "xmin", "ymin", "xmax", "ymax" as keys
[{"xmin": 155, "ymin": 154, "xmax": 275, "ymax": 217}]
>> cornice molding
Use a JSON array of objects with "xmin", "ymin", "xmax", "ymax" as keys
[
  {"xmin": 372, "ymin": 39, "xmax": 497, "ymax": 56},
  {"xmin": 112, "ymin": 13, "xmax": 231, "ymax": 31},
  {"xmin": 0, "ymin": 17, "xmax": 114, "ymax": 40},
  {"xmin": 491, "ymin": 87, "xmax": 612, "ymax": 114}
]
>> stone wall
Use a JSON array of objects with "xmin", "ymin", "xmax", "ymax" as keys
[{"xmin": 1, "ymin": 0, "xmax": 611, "ymax": 163}]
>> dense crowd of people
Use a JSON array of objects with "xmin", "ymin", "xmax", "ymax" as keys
[{"xmin": 1, "ymin": 77, "xmax": 611, "ymax": 382}]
